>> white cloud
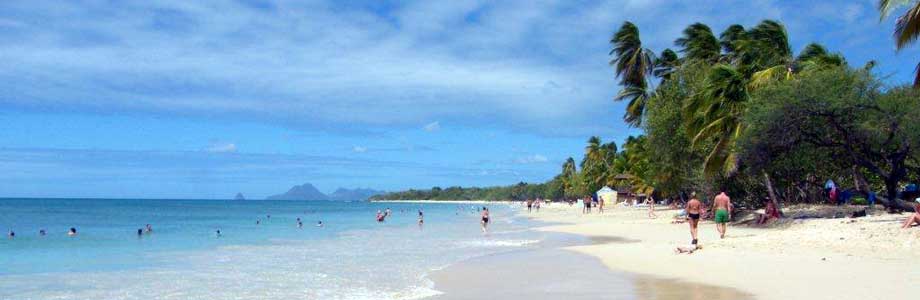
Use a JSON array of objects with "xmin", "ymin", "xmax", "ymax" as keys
[
  {"xmin": 0, "ymin": 0, "xmax": 910, "ymax": 138},
  {"xmin": 514, "ymin": 154, "xmax": 548, "ymax": 164},
  {"xmin": 205, "ymin": 142, "xmax": 237, "ymax": 153},
  {"xmin": 423, "ymin": 121, "xmax": 441, "ymax": 132}
]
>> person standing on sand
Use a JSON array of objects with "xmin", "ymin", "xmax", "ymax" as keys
[
  {"xmin": 647, "ymin": 197, "xmax": 657, "ymax": 219},
  {"xmin": 480, "ymin": 207, "xmax": 490, "ymax": 233},
  {"xmin": 713, "ymin": 187, "xmax": 732, "ymax": 239},
  {"xmin": 597, "ymin": 196, "xmax": 604, "ymax": 213},
  {"xmin": 583, "ymin": 196, "xmax": 592, "ymax": 214},
  {"xmin": 686, "ymin": 194, "xmax": 701, "ymax": 245}
]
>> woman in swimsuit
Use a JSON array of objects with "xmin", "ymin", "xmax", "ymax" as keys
[
  {"xmin": 686, "ymin": 196, "xmax": 701, "ymax": 245},
  {"xmin": 480, "ymin": 207, "xmax": 490, "ymax": 233}
]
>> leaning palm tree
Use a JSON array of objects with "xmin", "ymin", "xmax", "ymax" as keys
[
  {"xmin": 610, "ymin": 22, "xmax": 655, "ymax": 126},
  {"xmin": 719, "ymin": 24, "xmax": 747, "ymax": 63},
  {"xmin": 675, "ymin": 23, "xmax": 721, "ymax": 63},
  {"xmin": 879, "ymin": 0, "xmax": 920, "ymax": 87},
  {"xmin": 685, "ymin": 65, "xmax": 749, "ymax": 176}
]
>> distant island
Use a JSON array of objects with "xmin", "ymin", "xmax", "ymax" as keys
[
  {"xmin": 369, "ymin": 181, "xmax": 562, "ymax": 201},
  {"xmin": 234, "ymin": 192, "xmax": 246, "ymax": 200},
  {"xmin": 265, "ymin": 183, "xmax": 383, "ymax": 201}
]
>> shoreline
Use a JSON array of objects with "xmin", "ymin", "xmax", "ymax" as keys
[
  {"xmin": 425, "ymin": 213, "xmax": 751, "ymax": 300},
  {"xmin": 370, "ymin": 200, "xmax": 512, "ymax": 204},
  {"xmin": 528, "ymin": 203, "xmax": 920, "ymax": 300}
]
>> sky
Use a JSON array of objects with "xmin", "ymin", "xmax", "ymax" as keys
[{"xmin": 0, "ymin": 0, "xmax": 917, "ymax": 199}]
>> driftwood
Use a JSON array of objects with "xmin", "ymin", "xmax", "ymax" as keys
[{"xmin": 874, "ymin": 195, "xmax": 917, "ymax": 212}]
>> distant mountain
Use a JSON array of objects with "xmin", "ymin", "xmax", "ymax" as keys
[
  {"xmin": 264, "ymin": 183, "xmax": 383, "ymax": 201},
  {"xmin": 328, "ymin": 188, "xmax": 385, "ymax": 201},
  {"xmin": 234, "ymin": 192, "xmax": 246, "ymax": 200},
  {"xmin": 266, "ymin": 183, "xmax": 329, "ymax": 201}
]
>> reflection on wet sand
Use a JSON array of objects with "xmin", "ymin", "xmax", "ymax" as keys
[
  {"xmin": 633, "ymin": 276, "xmax": 752, "ymax": 300},
  {"xmin": 429, "ymin": 233, "xmax": 749, "ymax": 300}
]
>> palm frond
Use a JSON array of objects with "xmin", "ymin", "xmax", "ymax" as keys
[
  {"xmin": 750, "ymin": 65, "xmax": 788, "ymax": 89},
  {"xmin": 675, "ymin": 23, "xmax": 721, "ymax": 62},
  {"xmin": 915, "ymin": 61, "xmax": 920, "ymax": 87},
  {"xmin": 879, "ymin": 0, "xmax": 912, "ymax": 19},
  {"xmin": 894, "ymin": 2, "xmax": 920, "ymax": 49},
  {"xmin": 703, "ymin": 136, "xmax": 730, "ymax": 177},
  {"xmin": 719, "ymin": 24, "xmax": 747, "ymax": 61}
]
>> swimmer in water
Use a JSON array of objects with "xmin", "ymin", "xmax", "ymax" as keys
[
  {"xmin": 39, "ymin": 229, "xmax": 46, "ymax": 236},
  {"xmin": 215, "ymin": 229, "xmax": 222, "ymax": 237},
  {"xmin": 145, "ymin": 224, "xmax": 153, "ymax": 234},
  {"xmin": 137, "ymin": 228, "xmax": 143, "ymax": 236},
  {"xmin": 298, "ymin": 221, "xmax": 304, "ymax": 228},
  {"xmin": 7, "ymin": 230, "xmax": 14, "ymax": 238},
  {"xmin": 256, "ymin": 219, "xmax": 261, "ymax": 225},
  {"xmin": 68, "ymin": 227, "xmax": 77, "ymax": 236},
  {"xmin": 418, "ymin": 209, "xmax": 424, "ymax": 227},
  {"xmin": 317, "ymin": 221, "xmax": 323, "ymax": 227}
]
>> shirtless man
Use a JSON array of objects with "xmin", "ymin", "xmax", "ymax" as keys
[
  {"xmin": 713, "ymin": 187, "xmax": 733, "ymax": 239},
  {"xmin": 685, "ymin": 194, "xmax": 702, "ymax": 245}
]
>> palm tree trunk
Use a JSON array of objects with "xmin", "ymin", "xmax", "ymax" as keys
[{"xmin": 763, "ymin": 171, "xmax": 782, "ymax": 215}]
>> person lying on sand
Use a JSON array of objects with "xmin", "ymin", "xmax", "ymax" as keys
[
  {"xmin": 901, "ymin": 199, "xmax": 920, "ymax": 228},
  {"xmin": 675, "ymin": 244, "xmax": 702, "ymax": 254}
]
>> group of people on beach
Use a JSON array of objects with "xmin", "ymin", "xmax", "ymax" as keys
[
  {"xmin": 524, "ymin": 198, "xmax": 543, "ymax": 212},
  {"xmin": 683, "ymin": 187, "xmax": 733, "ymax": 246},
  {"xmin": 579, "ymin": 195, "xmax": 606, "ymax": 214}
]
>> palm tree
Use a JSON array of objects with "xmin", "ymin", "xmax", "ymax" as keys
[
  {"xmin": 610, "ymin": 22, "xmax": 655, "ymax": 126},
  {"xmin": 719, "ymin": 24, "xmax": 747, "ymax": 62},
  {"xmin": 620, "ymin": 135, "xmax": 654, "ymax": 195},
  {"xmin": 686, "ymin": 65, "xmax": 748, "ymax": 176},
  {"xmin": 561, "ymin": 157, "xmax": 578, "ymax": 197},
  {"xmin": 879, "ymin": 0, "xmax": 920, "ymax": 87},
  {"xmin": 653, "ymin": 49, "xmax": 680, "ymax": 81},
  {"xmin": 581, "ymin": 136, "xmax": 603, "ymax": 169},
  {"xmin": 686, "ymin": 21, "xmax": 847, "ymax": 176},
  {"xmin": 675, "ymin": 23, "xmax": 721, "ymax": 63}
]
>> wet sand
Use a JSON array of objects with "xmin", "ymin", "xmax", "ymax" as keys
[{"xmin": 427, "ymin": 234, "xmax": 750, "ymax": 300}]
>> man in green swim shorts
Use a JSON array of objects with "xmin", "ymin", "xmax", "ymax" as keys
[{"xmin": 712, "ymin": 186, "xmax": 732, "ymax": 239}]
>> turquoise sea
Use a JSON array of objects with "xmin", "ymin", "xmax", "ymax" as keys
[{"xmin": 0, "ymin": 199, "xmax": 545, "ymax": 300}]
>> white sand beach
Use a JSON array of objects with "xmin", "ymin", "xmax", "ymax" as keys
[{"xmin": 528, "ymin": 203, "xmax": 920, "ymax": 300}]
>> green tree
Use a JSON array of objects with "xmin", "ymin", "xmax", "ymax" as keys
[{"xmin": 747, "ymin": 67, "xmax": 920, "ymax": 211}]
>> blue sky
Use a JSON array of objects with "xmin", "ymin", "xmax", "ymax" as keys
[{"xmin": 0, "ymin": 0, "xmax": 916, "ymax": 199}]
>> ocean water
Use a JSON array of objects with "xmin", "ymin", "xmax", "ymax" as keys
[{"xmin": 0, "ymin": 199, "xmax": 546, "ymax": 300}]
